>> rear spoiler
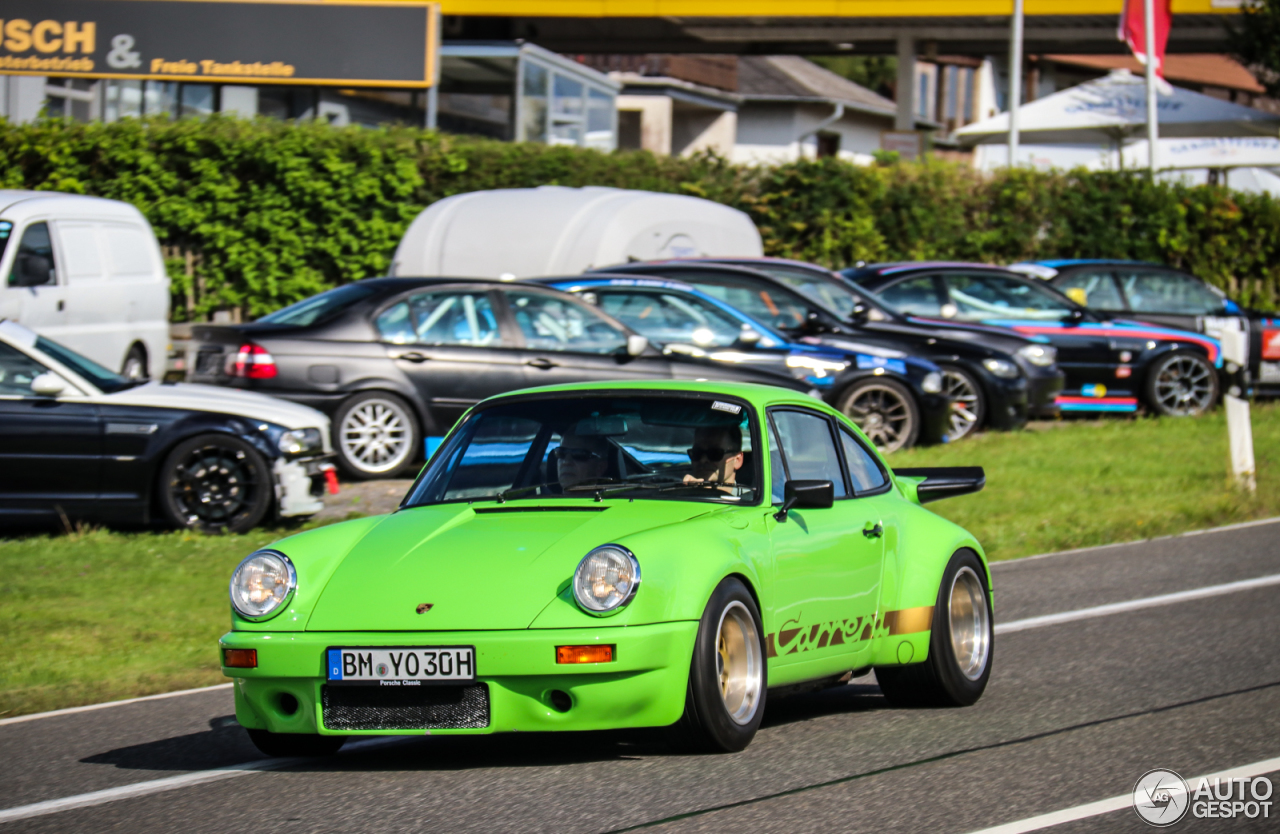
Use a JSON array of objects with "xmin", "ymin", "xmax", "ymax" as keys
[{"xmin": 892, "ymin": 467, "xmax": 985, "ymax": 504}]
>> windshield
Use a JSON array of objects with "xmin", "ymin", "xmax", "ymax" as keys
[
  {"xmin": 258, "ymin": 283, "xmax": 378, "ymax": 326},
  {"xmin": 36, "ymin": 335, "xmax": 135, "ymax": 393},
  {"xmin": 596, "ymin": 290, "xmax": 779, "ymax": 348},
  {"xmin": 655, "ymin": 271, "xmax": 818, "ymax": 334},
  {"xmin": 404, "ymin": 395, "xmax": 761, "ymax": 507},
  {"xmin": 746, "ymin": 264, "xmax": 893, "ymax": 321},
  {"xmin": 0, "ymin": 221, "xmax": 12, "ymax": 265}
]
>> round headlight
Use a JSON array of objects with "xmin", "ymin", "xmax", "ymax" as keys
[
  {"xmin": 982, "ymin": 358, "xmax": 1020, "ymax": 379},
  {"xmin": 230, "ymin": 550, "xmax": 297, "ymax": 620},
  {"xmin": 573, "ymin": 545, "xmax": 641, "ymax": 615}
]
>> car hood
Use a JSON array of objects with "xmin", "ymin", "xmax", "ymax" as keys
[
  {"xmin": 304, "ymin": 499, "xmax": 715, "ymax": 632},
  {"xmin": 89, "ymin": 381, "xmax": 331, "ymax": 431}
]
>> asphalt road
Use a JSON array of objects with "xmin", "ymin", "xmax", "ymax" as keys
[{"xmin": 4, "ymin": 519, "xmax": 1280, "ymax": 833}]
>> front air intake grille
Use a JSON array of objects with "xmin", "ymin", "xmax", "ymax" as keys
[{"xmin": 321, "ymin": 684, "xmax": 490, "ymax": 730}]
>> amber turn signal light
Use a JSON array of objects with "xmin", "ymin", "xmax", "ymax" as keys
[
  {"xmin": 223, "ymin": 648, "xmax": 258, "ymax": 668},
  {"xmin": 556, "ymin": 645, "xmax": 614, "ymax": 664}
]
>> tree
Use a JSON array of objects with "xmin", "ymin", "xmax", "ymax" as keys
[{"xmin": 1230, "ymin": 0, "xmax": 1280, "ymax": 97}]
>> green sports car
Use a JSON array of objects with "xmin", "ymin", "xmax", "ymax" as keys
[{"xmin": 220, "ymin": 380, "xmax": 992, "ymax": 756}]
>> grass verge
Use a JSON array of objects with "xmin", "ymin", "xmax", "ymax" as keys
[{"xmin": 1, "ymin": 404, "xmax": 1276, "ymax": 717}]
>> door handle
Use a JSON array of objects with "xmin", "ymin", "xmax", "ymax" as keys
[
  {"xmin": 525, "ymin": 357, "xmax": 559, "ymax": 370},
  {"xmin": 862, "ymin": 523, "xmax": 883, "ymax": 539},
  {"xmin": 396, "ymin": 352, "xmax": 430, "ymax": 363}
]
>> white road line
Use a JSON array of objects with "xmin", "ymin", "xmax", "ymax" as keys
[
  {"xmin": 990, "ymin": 515, "xmax": 1280, "ymax": 570},
  {"xmin": 0, "ymin": 738, "xmax": 402, "ymax": 825},
  {"xmin": 965, "ymin": 755, "xmax": 1280, "ymax": 834},
  {"xmin": 0, "ymin": 684, "xmax": 233, "ymax": 727},
  {"xmin": 994, "ymin": 572, "xmax": 1280, "ymax": 635}
]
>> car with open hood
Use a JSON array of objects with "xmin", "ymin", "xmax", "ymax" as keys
[
  {"xmin": 0, "ymin": 319, "xmax": 333, "ymax": 532},
  {"xmin": 219, "ymin": 380, "xmax": 993, "ymax": 756},
  {"xmin": 846, "ymin": 262, "xmax": 1225, "ymax": 417}
]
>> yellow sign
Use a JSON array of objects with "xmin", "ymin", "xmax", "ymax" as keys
[{"xmin": 428, "ymin": 0, "xmax": 1234, "ymax": 16}]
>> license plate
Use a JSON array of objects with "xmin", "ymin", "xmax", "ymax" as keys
[
  {"xmin": 326, "ymin": 646, "xmax": 475, "ymax": 686},
  {"xmin": 1260, "ymin": 362, "xmax": 1280, "ymax": 383}
]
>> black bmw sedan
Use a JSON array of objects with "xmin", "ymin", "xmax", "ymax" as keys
[
  {"xmin": 188, "ymin": 278, "xmax": 814, "ymax": 479},
  {"xmin": 590, "ymin": 260, "xmax": 1065, "ymax": 442}
]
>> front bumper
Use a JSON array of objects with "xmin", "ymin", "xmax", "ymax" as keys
[
  {"xmin": 1025, "ymin": 369, "xmax": 1066, "ymax": 419},
  {"xmin": 272, "ymin": 456, "xmax": 334, "ymax": 518},
  {"xmin": 220, "ymin": 621, "xmax": 697, "ymax": 735}
]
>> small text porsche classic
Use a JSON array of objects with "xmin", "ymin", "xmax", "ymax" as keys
[{"xmin": 220, "ymin": 380, "xmax": 992, "ymax": 755}]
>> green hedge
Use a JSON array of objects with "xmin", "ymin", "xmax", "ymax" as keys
[{"xmin": 1, "ymin": 117, "xmax": 1277, "ymax": 319}]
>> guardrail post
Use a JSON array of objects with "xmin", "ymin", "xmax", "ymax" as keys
[{"xmin": 1221, "ymin": 319, "xmax": 1255, "ymax": 492}]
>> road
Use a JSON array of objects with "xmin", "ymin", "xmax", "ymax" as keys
[{"xmin": 3, "ymin": 519, "xmax": 1280, "ymax": 833}]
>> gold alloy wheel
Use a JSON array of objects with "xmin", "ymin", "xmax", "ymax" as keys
[
  {"xmin": 715, "ymin": 601, "xmax": 763, "ymax": 725},
  {"xmin": 948, "ymin": 566, "xmax": 991, "ymax": 681}
]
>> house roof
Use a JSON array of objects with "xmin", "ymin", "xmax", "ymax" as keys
[
  {"xmin": 1042, "ymin": 53, "xmax": 1265, "ymax": 94},
  {"xmin": 736, "ymin": 55, "xmax": 901, "ymax": 118}
]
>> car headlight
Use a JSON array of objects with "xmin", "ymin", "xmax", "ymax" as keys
[
  {"xmin": 230, "ymin": 550, "xmax": 297, "ymax": 621},
  {"xmin": 276, "ymin": 427, "xmax": 323, "ymax": 456},
  {"xmin": 921, "ymin": 371, "xmax": 944, "ymax": 393},
  {"xmin": 572, "ymin": 545, "xmax": 641, "ymax": 615},
  {"xmin": 982, "ymin": 358, "xmax": 1021, "ymax": 379},
  {"xmin": 1017, "ymin": 344, "xmax": 1057, "ymax": 367}
]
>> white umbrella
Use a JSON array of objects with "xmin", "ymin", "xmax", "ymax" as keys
[
  {"xmin": 1113, "ymin": 136, "xmax": 1280, "ymax": 169},
  {"xmin": 956, "ymin": 69, "xmax": 1280, "ymax": 146}
]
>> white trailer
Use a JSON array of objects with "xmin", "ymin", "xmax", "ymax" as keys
[{"xmin": 391, "ymin": 186, "xmax": 763, "ymax": 279}]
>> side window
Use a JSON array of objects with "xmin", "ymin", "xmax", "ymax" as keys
[
  {"xmin": 8, "ymin": 222, "xmax": 56, "ymax": 288},
  {"xmin": 1053, "ymin": 271, "xmax": 1124, "ymax": 309},
  {"xmin": 377, "ymin": 291, "xmax": 501, "ymax": 347},
  {"xmin": 507, "ymin": 291, "xmax": 628, "ymax": 354},
  {"xmin": 598, "ymin": 291, "xmax": 743, "ymax": 347},
  {"xmin": 104, "ymin": 225, "xmax": 156, "ymax": 279},
  {"xmin": 1118, "ymin": 270, "xmax": 1224, "ymax": 315},
  {"xmin": 943, "ymin": 273, "xmax": 1075, "ymax": 321},
  {"xmin": 839, "ymin": 428, "xmax": 887, "ymax": 493},
  {"xmin": 0, "ymin": 343, "xmax": 48, "ymax": 396},
  {"xmin": 770, "ymin": 409, "xmax": 848, "ymax": 499},
  {"xmin": 878, "ymin": 276, "xmax": 943, "ymax": 317}
]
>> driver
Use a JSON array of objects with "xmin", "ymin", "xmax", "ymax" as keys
[
  {"xmin": 684, "ymin": 425, "xmax": 744, "ymax": 489},
  {"xmin": 553, "ymin": 432, "xmax": 611, "ymax": 490}
]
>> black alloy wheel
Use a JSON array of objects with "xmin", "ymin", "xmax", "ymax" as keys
[
  {"xmin": 876, "ymin": 548, "xmax": 993, "ymax": 708},
  {"xmin": 836, "ymin": 378, "xmax": 921, "ymax": 454},
  {"xmin": 158, "ymin": 434, "xmax": 272, "ymax": 534},
  {"xmin": 674, "ymin": 577, "xmax": 767, "ymax": 753},
  {"xmin": 939, "ymin": 365, "xmax": 985, "ymax": 441},
  {"xmin": 1146, "ymin": 352, "xmax": 1219, "ymax": 417}
]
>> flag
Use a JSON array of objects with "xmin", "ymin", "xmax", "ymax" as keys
[{"xmin": 1118, "ymin": 0, "xmax": 1172, "ymax": 77}]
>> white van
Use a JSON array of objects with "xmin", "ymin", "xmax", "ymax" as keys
[
  {"xmin": 0, "ymin": 191, "xmax": 170, "ymax": 379},
  {"xmin": 391, "ymin": 186, "xmax": 764, "ymax": 279}
]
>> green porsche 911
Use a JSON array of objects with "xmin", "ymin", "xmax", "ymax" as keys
[{"xmin": 220, "ymin": 380, "xmax": 991, "ymax": 756}]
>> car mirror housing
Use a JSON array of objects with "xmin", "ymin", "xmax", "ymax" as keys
[
  {"xmin": 31, "ymin": 372, "xmax": 67, "ymax": 397},
  {"xmin": 737, "ymin": 327, "xmax": 762, "ymax": 347},
  {"xmin": 773, "ymin": 479, "xmax": 834, "ymax": 521},
  {"xmin": 13, "ymin": 254, "xmax": 54, "ymax": 288},
  {"xmin": 849, "ymin": 304, "xmax": 871, "ymax": 327},
  {"xmin": 626, "ymin": 334, "xmax": 649, "ymax": 356}
]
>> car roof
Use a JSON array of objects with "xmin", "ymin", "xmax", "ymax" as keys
[
  {"xmin": 848, "ymin": 261, "xmax": 1000, "ymax": 276},
  {"xmin": 1025, "ymin": 259, "xmax": 1167, "ymax": 269},
  {"xmin": 482, "ymin": 378, "xmax": 826, "ymax": 411}
]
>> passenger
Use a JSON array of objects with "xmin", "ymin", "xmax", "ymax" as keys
[
  {"xmin": 685, "ymin": 425, "xmax": 745, "ymax": 490},
  {"xmin": 553, "ymin": 433, "xmax": 612, "ymax": 490}
]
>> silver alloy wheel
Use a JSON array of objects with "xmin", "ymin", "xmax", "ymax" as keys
[
  {"xmin": 941, "ymin": 369, "xmax": 981, "ymax": 440},
  {"xmin": 340, "ymin": 397, "xmax": 413, "ymax": 474},
  {"xmin": 844, "ymin": 383, "xmax": 914, "ymax": 453},
  {"xmin": 1152, "ymin": 355, "xmax": 1215, "ymax": 416},
  {"xmin": 948, "ymin": 566, "xmax": 991, "ymax": 681},
  {"xmin": 715, "ymin": 600, "xmax": 763, "ymax": 725}
]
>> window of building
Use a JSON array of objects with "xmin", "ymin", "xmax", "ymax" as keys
[
  {"xmin": 520, "ymin": 61, "xmax": 549, "ymax": 143},
  {"xmin": 45, "ymin": 78, "xmax": 97, "ymax": 121}
]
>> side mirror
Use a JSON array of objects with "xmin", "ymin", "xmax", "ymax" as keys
[
  {"xmin": 626, "ymin": 334, "xmax": 649, "ymax": 356},
  {"xmin": 849, "ymin": 303, "xmax": 870, "ymax": 327},
  {"xmin": 1065, "ymin": 308, "xmax": 1087, "ymax": 326},
  {"xmin": 773, "ymin": 479, "xmax": 834, "ymax": 521},
  {"xmin": 12, "ymin": 254, "xmax": 54, "ymax": 288},
  {"xmin": 31, "ymin": 372, "xmax": 67, "ymax": 397},
  {"xmin": 737, "ymin": 327, "xmax": 762, "ymax": 346}
]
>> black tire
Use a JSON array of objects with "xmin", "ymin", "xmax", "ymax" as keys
[
  {"xmin": 157, "ymin": 434, "xmax": 272, "ymax": 534},
  {"xmin": 121, "ymin": 343, "xmax": 148, "ymax": 380},
  {"xmin": 939, "ymin": 364, "xmax": 985, "ymax": 441},
  {"xmin": 876, "ymin": 549, "xmax": 993, "ymax": 708},
  {"xmin": 1144, "ymin": 351, "xmax": 1219, "ymax": 417},
  {"xmin": 674, "ymin": 577, "xmax": 767, "ymax": 753},
  {"xmin": 835, "ymin": 377, "xmax": 921, "ymax": 454},
  {"xmin": 333, "ymin": 392, "xmax": 420, "ymax": 480},
  {"xmin": 247, "ymin": 728, "xmax": 345, "ymax": 758}
]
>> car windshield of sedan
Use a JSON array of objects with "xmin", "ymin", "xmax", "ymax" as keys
[
  {"xmin": 746, "ymin": 265, "xmax": 891, "ymax": 322},
  {"xmin": 403, "ymin": 395, "xmax": 761, "ymax": 507}
]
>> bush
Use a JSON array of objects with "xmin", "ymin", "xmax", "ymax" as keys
[{"xmin": 1, "ymin": 117, "xmax": 1277, "ymax": 318}]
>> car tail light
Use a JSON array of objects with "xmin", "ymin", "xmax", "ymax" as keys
[
  {"xmin": 227, "ymin": 343, "xmax": 277, "ymax": 379},
  {"xmin": 556, "ymin": 645, "xmax": 614, "ymax": 664},
  {"xmin": 223, "ymin": 648, "xmax": 257, "ymax": 668}
]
